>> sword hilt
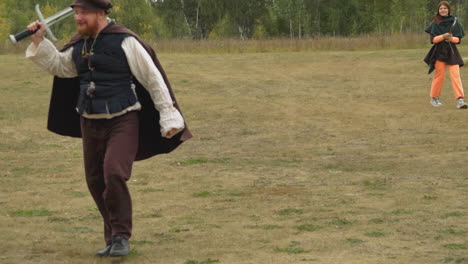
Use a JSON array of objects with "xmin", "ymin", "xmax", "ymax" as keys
[
  {"xmin": 9, "ymin": 26, "xmax": 41, "ymax": 44},
  {"xmin": 8, "ymin": 4, "xmax": 67, "ymax": 45}
]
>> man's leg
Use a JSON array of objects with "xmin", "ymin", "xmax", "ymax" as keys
[
  {"xmin": 80, "ymin": 117, "xmax": 113, "ymax": 246},
  {"xmin": 103, "ymin": 111, "xmax": 139, "ymax": 242}
]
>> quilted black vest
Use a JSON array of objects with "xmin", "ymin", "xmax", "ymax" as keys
[{"xmin": 72, "ymin": 33, "xmax": 138, "ymax": 115}]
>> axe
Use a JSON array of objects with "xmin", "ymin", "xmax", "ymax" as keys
[{"xmin": 9, "ymin": 4, "xmax": 74, "ymax": 44}]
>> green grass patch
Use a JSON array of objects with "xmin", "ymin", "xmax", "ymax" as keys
[
  {"xmin": 276, "ymin": 208, "xmax": 304, "ymax": 216},
  {"xmin": 423, "ymin": 195, "xmax": 438, "ymax": 200},
  {"xmin": 11, "ymin": 167, "xmax": 35, "ymax": 177},
  {"xmin": 169, "ymin": 227, "xmax": 190, "ymax": 233},
  {"xmin": 178, "ymin": 158, "xmax": 209, "ymax": 166},
  {"xmin": 226, "ymin": 191, "xmax": 246, "ymax": 197},
  {"xmin": 389, "ymin": 209, "xmax": 413, "ymax": 215},
  {"xmin": 440, "ymin": 229, "xmax": 465, "ymax": 236},
  {"xmin": 444, "ymin": 243, "xmax": 468, "ymax": 250},
  {"xmin": 138, "ymin": 188, "xmax": 165, "ymax": 193},
  {"xmin": 273, "ymin": 159, "xmax": 303, "ymax": 167},
  {"xmin": 184, "ymin": 259, "xmax": 220, "ymax": 264},
  {"xmin": 192, "ymin": 191, "xmax": 217, "ymax": 198},
  {"xmin": 9, "ymin": 209, "xmax": 51, "ymax": 217},
  {"xmin": 48, "ymin": 216, "xmax": 69, "ymax": 222},
  {"xmin": 245, "ymin": 224, "xmax": 283, "ymax": 230},
  {"xmin": 211, "ymin": 158, "xmax": 232, "ymax": 164},
  {"xmin": 177, "ymin": 157, "xmax": 232, "ymax": 166},
  {"xmin": 132, "ymin": 181, "xmax": 149, "ymax": 186},
  {"xmin": 346, "ymin": 238, "xmax": 365, "ymax": 244},
  {"xmin": 297, "ymin": 224, "xmax": 320, "ymax": 232},
  {"xmin": 364, "ymin": 231, "xmax": 388, "ymax": 238},
  {"xmin": 443, "ymin": 256, "xmax": 468, "ymax": 263},
  {"xmin": 329, "ymin": 219, "xmax": 352, "ymax": 226},
  {"xmin": 199, "ymin": 136, "xmax": 215, "ymax": 141},
  {"xmin": 127, "ymin": 249, "xmax": 142, "ymax": 257},
  {"xmin": 54, "ymin": 226, "xmax": 93, "ymax": 233},
  {"xmin": 363, "ymin": 179, "xmax": 387, "ymax": 190},
  {"xmin": 275, "ymin": 247, "xmax": 311, "ymax": 254},
  {"xmin": 78, "ymin": 213, "xmax": 100, "ymax": 221},
  {"xmin": 445, "ymin": 212, "xmax": 464, "ymax": 218},
  {"xmin": 369, "ymin": 218, "xmax": 385, "ymax": 224},
  {"xmin": 239, "ymin": 129, "xmax": 256, "ymax": 136},
  {"xmin": 64, "ymin": 189, "xmax": 87, "ymax": 197},
  {"xmin": 301, "ymin": 258, "xmax": 320, "ymax": 262},
  {"xmin": 132, "ymin": 240, "xmax": 154, "ymax": 245}
]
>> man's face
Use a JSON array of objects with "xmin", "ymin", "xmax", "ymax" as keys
[{"xmin": 73, "ymin": 6, "xmax": 101, "ymax": 36}]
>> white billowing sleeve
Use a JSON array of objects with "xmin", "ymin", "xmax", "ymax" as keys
[
  {"xmin": 25, "ymin": 38, "xmax": 78, "ymax": 78},
  {"xmin": 122, "ymin": 36, "xmax": 185, "ymax": 137}
]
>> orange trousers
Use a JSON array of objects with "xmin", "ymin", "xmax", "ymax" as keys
[{"xmin": 430, "ymin": 60, "xmax": 465, "ymax": 99}]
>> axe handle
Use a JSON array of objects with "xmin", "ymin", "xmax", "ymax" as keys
[{"xmin": 9, "ymin": 26, "xmax": 41, "ymax": 44}]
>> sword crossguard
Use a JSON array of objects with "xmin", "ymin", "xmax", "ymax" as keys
[{"xmin": 35, "ymin": 4, "xmax": 57, "ymax": 42}]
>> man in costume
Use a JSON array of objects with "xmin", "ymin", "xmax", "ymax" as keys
[{"xmin": 25, "ymin": 0, "xmax": 192, "ymax": 257}]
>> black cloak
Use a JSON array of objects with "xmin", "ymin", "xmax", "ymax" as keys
[
  {"xmin": 424, "ymin": 16, "xmax": 465, "ymax": 74},
  {"xmin": 47, "ymin": 23, "xmax": 192, "ymax": 161}
]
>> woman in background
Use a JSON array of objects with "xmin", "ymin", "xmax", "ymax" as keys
[{"xmin": 424, "ymin": 1, "xmax": 467, "ymax": 109}]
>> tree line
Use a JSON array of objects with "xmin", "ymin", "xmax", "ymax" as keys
[{"xmin": 1, "ymin": 0, "xmax": 468, "ymax": 42}]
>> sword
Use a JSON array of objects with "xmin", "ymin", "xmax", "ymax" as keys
[
  {"xmin": 450, "ymin": 17, "xmax": 458, "ymax": 34},
  {"xmin": 9, "ymin": 4, "xmax": 74, "ymax": 44},
  {"xmin": 448, "ymin": 17, "xmax": 458, "ymax": 55}
]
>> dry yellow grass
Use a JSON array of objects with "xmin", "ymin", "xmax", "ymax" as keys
[
  {"xmin": 1, "ymin": 33, "xmax": 427, "ymax": 54},
  {"xmin": 1, "ymin": 44, "xmax": 468, "ymax": 264}
]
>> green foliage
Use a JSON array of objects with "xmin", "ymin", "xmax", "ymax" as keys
[
  {"xmin": 0, "ymin": 1, "xmax": 9, "ymax": 43},
  {"xmin": 1, "ymin": 1, "xmax": 466, "ymax": 40},
  {"xmin": 208, "ymin": 15, "xmax": 238, "ymax": 39}
]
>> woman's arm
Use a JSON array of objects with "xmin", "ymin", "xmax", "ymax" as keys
[{"xmin": 431, "ymin": 35, "xmax": 445, "ymax": 44}]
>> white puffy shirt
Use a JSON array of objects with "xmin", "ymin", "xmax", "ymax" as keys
[{"xmin": 26, "ymin": 37, "xmax": 184, "ymax": 137}]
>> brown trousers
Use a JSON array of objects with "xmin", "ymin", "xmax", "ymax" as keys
[{"xmin": 80, "ymin": 111, "xmax": 139, "ymax": 245}]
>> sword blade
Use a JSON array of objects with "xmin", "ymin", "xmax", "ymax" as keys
[
  {"xmin": 450, "ymin": 17, "xmax": 458, "ymax": 34},
  {"xmin": 44, "ymin": 7, "xmax": 74, "ymax": 27}
]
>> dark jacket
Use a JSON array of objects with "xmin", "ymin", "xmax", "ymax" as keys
[
  {"xmin": 47, "ymin": 22, "xmax": 192, "ymax": 161},
  {"xmin": 72, "ymin": 33, "xmax": 138, "ymax": 115},
  {"xmin": 424, "ymin": 16, "xmax": 465, "ymax": 74}
]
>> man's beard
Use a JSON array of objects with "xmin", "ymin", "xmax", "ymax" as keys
[{"xmin": 76, "ymin": 22, "xmax": 98, "ymax": 37}]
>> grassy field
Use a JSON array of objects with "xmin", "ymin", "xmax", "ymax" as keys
[{"xmin": 2, "ymin": 45, "xmax": 468, "ymax": 264}]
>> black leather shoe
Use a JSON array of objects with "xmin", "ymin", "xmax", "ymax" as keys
[
  {"xmin": 109, "ymin": 236, "xmax": 130, "ymax": 257},
  {"xmin": 95, "ymin": 244, "xmax": 112, "ymax": 257}
]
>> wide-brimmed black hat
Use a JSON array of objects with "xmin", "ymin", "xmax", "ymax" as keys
[{"xmin": 70, "ymin": 0, "xmax": 113, "ymax": 12}]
